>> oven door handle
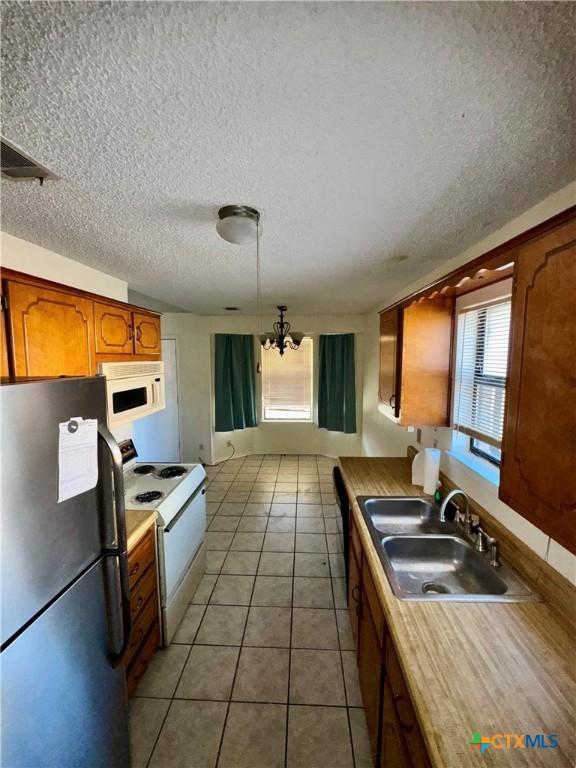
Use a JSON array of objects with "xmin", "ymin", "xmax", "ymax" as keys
[
  {"xmin": 164, "ymin": 483, "xmax": 206, "ymax": 533},
  {"xmin": 98, "ymin": 423, "xmax": 132, "ymax": 665}
]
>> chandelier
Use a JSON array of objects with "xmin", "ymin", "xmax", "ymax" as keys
[{"xmin": 259, "ymin": 306, "xmax": 304, "ymax": 356}]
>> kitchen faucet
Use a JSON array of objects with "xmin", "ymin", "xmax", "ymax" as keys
[{"xmin": 439, "ymin": 488, "xmax": 471, "ymax": 528}]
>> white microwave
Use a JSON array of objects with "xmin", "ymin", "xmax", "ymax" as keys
[{"xmin": 97, "ymin": 361, "xmax": 166, "ymax": 427}]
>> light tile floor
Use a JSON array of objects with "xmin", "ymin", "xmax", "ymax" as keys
[{"xmin": 130, "ymin": 454, "xmax": 372, "ymax": 768}]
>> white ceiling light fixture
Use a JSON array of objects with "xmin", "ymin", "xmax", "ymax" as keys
[{"xmin": 216, "ymin": 205, "xmax": 261, "ymax": 244}]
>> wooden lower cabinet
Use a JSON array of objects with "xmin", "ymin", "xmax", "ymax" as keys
[
  {"xmin": 348, "ymin": 541, "xmax": 361, "ymax": 643},
  {"xmin": 358, "ymin": 594, "xmax": 385, "ymax": 762},
  {"xmin": 350, "ymin": 518, "xmax": 431, "ymax": 768},
  {"xmin": 381, "ymin": 679, "xmax": 410, "ymax": 768},
  {"xmin": 125, "ymin": 525, "xmax": 160, "ymax": 696}
]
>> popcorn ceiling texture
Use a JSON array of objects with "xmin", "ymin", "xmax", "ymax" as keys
[{"xmin": 1, "ymin": 1, "xmax": 575, "ymax": 314}]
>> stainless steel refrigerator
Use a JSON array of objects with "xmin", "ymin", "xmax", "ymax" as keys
[{"xmin": 1, "ymin": 376, "xmax": 132, "ymax": 767}]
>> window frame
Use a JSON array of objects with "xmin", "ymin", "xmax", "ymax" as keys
[
  {"xmin": 450, "ymin": 279, "xmax": 512, "ymax": 472},
  {"xmin": 260, "ymin": 335, "xmax": 314, "ymax": 423}
]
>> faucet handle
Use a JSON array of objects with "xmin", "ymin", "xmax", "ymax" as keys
[
  {"xmin": 475, "ymin": 526, "xmax": 489, "ymax": 553},
  {"xmin": 488, "ymin": 537, "xmax": 502, "ymax": 567}
]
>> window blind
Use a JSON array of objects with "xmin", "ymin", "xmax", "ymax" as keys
[
  {"xmin": 453, "ymin": 299, "xmax": 511, "ymax": 448},
  {"xmin": 261, "ymin": 336, "xmax": 313, "ymax": 420}
]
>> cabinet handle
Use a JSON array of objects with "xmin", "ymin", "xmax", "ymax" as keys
[
  {"xmin": 136, "ymin": 326, "xmax": 142, "ymax": 342},
  {"xmin": 128, "ymin": 325, "xmax": 133, "ymax": 340},
  {"xmin": 130, "ymin": 562, "xmax": 140, "ymax": 578},
  {"xmin": 393, "ymin": 693, "xmax": 416, "ymax": 732},
  {"xmin": 351, "ymin": 585, "xmax": 360, "ymax": 603},
  {"xmin": 389, "ymin": 394, "xmax": 396, "ymax": 408}
]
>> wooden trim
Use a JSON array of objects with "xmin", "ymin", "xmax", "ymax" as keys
[
  {"xmin": 0, "ymin": 267, "xmax": 162, "ymax": 318},
  {"xmin": 379, "ymin": 205, "xmax": 576, "ymax": 313}
]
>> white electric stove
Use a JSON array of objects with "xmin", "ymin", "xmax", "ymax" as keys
[{"xmin": 120, "ymin": 441, "xmax": 206, "ymax": 646}]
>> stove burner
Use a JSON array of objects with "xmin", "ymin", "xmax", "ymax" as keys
[
  {"xmin": 158, "ymin": 466, "xmax": 187, "ymax": 479},
  {"xmin": 134, "ymin": 465, "xmax": 156, "ymax": 475},
  {"xmin": 134, "ymin": 491, "xmax": 164, "ymax": 504}
]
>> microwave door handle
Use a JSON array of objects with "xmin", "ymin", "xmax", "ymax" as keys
[{"xmin": 98, "ymin": 423, "xmax": 132, "ymax": 665}]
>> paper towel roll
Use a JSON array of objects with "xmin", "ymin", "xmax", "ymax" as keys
[{"xmin": 423, "ymin": 448, "xmax": 441, "ymax": 495}]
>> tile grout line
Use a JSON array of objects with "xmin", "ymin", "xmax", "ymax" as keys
[{"xmin": 214, "ymin": 487, "xmax": 265, "ymax": 768}]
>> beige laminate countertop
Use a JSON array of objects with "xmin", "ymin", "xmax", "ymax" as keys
[
  {"xmin": 339, "ymin": 457, "xmax": 575, "ymax": 768},
  {"xmin": 125, "ymin": 509, "xmax": 157, "ymax": 551}
]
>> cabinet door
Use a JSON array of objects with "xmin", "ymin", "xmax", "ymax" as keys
[
  {"xmin": 93, "ymin": 301, "xmax": 134, "ymax": 355},
  {"xmin": 400, "ymin": 297, "xmax": 453, "ymax": 427},
  {"xmin": 500, "ymin": 220, "xmax": 576, "ymax": 554},
  {"xmin": 348, "ymin": 544, "xmax": 361, "ymax": 645},
  {"xmin": 1, "ymin": 302, "xmax": 10, "ymax": 377},
  {"xmin": 6, "ymin": 281, "xmax": 95, "ymax": 376},
  {"xmin": 133, "ymin": 312, "xmax": 161, "ymax": 356},
  {"xmin": 358, "ymin": 598, "xmax": 384, "ymax": 762},
  {"xmin": 379, "ymin": 308, "xmax": 401, "ymax": 416},
  {"xmin": 380, "ymin": 680, "xmax": 410, "ymax": 768}
]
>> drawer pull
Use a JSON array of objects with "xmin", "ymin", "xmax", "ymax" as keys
[
  {"xmin": 393, "ymin": 693, "xmax": 416, "ymax": 732},
  {"xmin": 130, "ymin": 562, "xmax": 140, "ymax": 578},
  {"xmin": 135, "ymin": 596, "xmax": 144, "ymax": 611},
  {"xmin": 130, "ymin": 627, "xmax": 145, "ymax": 649},
  {"xmin": 351, "ymin": 585, "xmax": 360, "ymax": 603}
]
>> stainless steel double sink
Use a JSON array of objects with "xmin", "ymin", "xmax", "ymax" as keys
[{"xmin": 357, "ymin": 497, "xmax": 536, "ymax": 602}]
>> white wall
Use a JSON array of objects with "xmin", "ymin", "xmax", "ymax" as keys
[
  {"xmin": 360, "ymin": 185, "xmax": 576, "ymax": 584},
  {"xmin": 0, "ymin": 232, "xmax": 128, "ymax": 301},
  {"xmin": 161, "ymin": 312, "xmax": 365, "ymax": 465}
]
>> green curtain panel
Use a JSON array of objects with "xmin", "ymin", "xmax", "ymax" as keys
[
  {"xmin": 318, "ymin": 333, "xmax": 357, "ymax": 433},
  {"xmin": 214, "ymin": 334, "xmax": 258, "ymax": 432}
]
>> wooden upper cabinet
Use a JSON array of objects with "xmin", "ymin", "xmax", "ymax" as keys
[
  {"xmin": 379, "ymin": 308, "xmax": 401, "ymax": 417},
  {"xmin": 94, "ymin": 301, "xmax": 134, "ymax": 355},
  {"xmin": 400, "ymin": 298, "xmax": 453, "ymax": 427},
  {"xmin": 379, "ymin": 298, "xmax": 453, "ymax": 426},
  {"xmin": 1, "ymin": 306, "xmax": 9, "ymax": 377},
  {"xmin": 5, "ymin": 280, "xmax": 96, "ymax": 377},
  {"xmin": 133, "ymin": 312, "xmax": 161, "ymax": 356},
  {"xmin": 500, "ymin": 220, "xmax": 576, "ymax": 554}
]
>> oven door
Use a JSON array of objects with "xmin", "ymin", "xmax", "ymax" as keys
[
  {"xmin": 106, "ymin": 374, "xmax": 165, "ymax": 427},
  {"xmin": 160, "ymin": 484, "xmax": 206, "ymax": 601}
]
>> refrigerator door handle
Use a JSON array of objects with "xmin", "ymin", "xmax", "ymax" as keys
[{"xmin": 98, "ymin": 423, "xmax": 132, "ymax": 665}]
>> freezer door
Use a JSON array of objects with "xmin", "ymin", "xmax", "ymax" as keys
[
  {"xmin": 0, "ymin": 377, "xmax": 115, "ymax": 646},
  {"xmin": 0, "ymin": 558, "xmax": 131, "ymax": 768}
]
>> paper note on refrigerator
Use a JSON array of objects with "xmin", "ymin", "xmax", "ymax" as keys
[{"xmin": 58, "ymin": 417, "xmax": 99, "ymax": 502}]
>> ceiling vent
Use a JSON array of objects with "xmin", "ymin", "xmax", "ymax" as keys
[{"xmin": 1, "ymin": 138, "xmax": 59, "ymax": 183}]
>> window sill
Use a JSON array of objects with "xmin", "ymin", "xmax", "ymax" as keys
[{"xmin": 445, "ymin": 447, "xmax": 500, "ymax": 488}]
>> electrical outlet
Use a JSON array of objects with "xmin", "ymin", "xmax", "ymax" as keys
[
  {"xmin": 416, "ymin": 428, "xmax": 422, "ymax": 444},
  {"xmin": 226, "ymin": 440, "xmax": 233, "ymax": 448},
  {"xmin": 199, "ymin": 444, "xmax": 204, "ymax": 451}
]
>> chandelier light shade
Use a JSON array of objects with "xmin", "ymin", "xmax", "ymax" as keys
[
  {"xmin": 216, "ymin": 205, "xmax": 261, "ymax": 244},
  {"xmin": 260, "ymin": 306, "xmax": 304, "ymax": 356}
]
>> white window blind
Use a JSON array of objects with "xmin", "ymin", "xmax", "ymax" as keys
[
  {"xmin": 261, "ymin": 337, "xmax": 313, "ymax": 421},
  {"xmin": 453, "ymin": 299, "xmax": 511, "ymax": 448}
]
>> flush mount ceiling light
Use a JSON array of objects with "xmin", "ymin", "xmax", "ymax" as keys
[
  {"xmin": 216, "ymin": 205, "xmax": 261, "ymax": 244},
  {"xmin": 259, "ymin": 305, "xmax": 304, "ymax": 357}
]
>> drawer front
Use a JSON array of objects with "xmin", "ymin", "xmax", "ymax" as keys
[
  {"xmin": 362, "ymin": 559, "xmax": 385, "ymax": 646},
  {"xmin": 130, "ymin": 563, "xmax": 157, "ymax": 623},
  {"xmin": 387, "ymin": 644, "xmax": 431, "ymax": 768},
  {"xmin": 126, "ymin": 621, "xmax": 160, "ymax": 697},
  {"xmin": 128, "ymin": 528, "xmax": 155, "ymax": 590},
  {"xmin": 351, "ymin": 515, "xmax": 363, "ymax": 565},
  {"xmin": 125, "ymin": 591, "xmax": 158, "ymax": 669}
]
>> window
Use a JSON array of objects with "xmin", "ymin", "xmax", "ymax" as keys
[
  {"xmin": 452, "ymin": 298, "xmax": 512, "ymax": 465},
  {"xmin": 261, "ymin": 337, "xmax": 313, "ymax": 421}
]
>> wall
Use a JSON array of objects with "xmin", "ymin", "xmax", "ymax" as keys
[
  {"xmin": 161, "ymin": 312, "xmax": 365, "ymax": 465},
  {"xmin": 0, "ymin": 232, "xmax": 128, "ymax": 301},
  {"xmin": 360, "ymin": 184, "xmax": 576, "ymax": 584}
]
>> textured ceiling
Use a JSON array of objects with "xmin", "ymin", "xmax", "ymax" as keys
[{"xmin": 1, "ymin": 1, "xmax": 575, "ymax": 314}]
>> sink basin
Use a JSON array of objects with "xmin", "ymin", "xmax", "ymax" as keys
[
  {"xmin": 381, "ymin": 535, "xmax": 509, "ymax": 598},
  {"xmin": 358, "ymin": 496, "xmax": 458, "ymax": 536},
  {"xmin": 357, "ymin": 496, "xmax": 536, "ymax": 602}
]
